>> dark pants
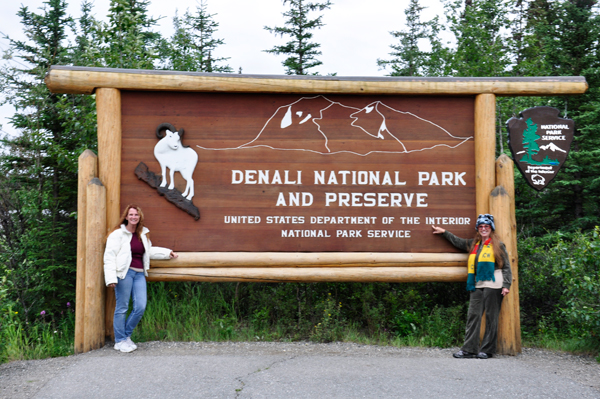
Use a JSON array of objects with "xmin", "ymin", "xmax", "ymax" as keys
[{"xmin": 461, "ymin": 288, "xmax": 504, "ymax": 354}]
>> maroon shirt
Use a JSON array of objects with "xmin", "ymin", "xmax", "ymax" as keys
[{"xmin": 130, "ymin": 234, "xmax": 145, "ymax": 271}]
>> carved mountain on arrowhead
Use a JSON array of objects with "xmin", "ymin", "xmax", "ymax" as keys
[
  {"xmin": 539, "ymin": 142, "xmax": 567, "ymax": 153},
  {"xmin": 238, "ymin": 96, "xmax": 471, "ymax": 155}
]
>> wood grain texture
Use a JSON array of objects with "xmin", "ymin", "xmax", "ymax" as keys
[
  {"xmin": 121, "ymin": 92, "xmax": 476, "ymax": 253},
  {"xmin": 45, "ymin": 66, "xmax": 589, "ymax": 96},
  {"xmin": 474, "ymin": 94, "xmax": 496, "ymax": 216},
  {"xmin": 75, "ymin": 150, "xmax": 97, "ymax": 354},
  {"xmin": 96, "ymin": 88, "xmax": 120, "ymax": 339},
  {"xmin": 495, "ymin": 155, "xmax": 522, "ymax": 355},
  {"xmin": 84, "ymin": 178, "xmax": 106, "ymax": 352},
  {"xmin": 490, "ymin": 185, "xmax": 519, "ymax": 355},
  {"xmin": 151, "ymin": 252, "xmax": 469, "ymax": 268},
  {"xmin": 146, "ymin": 266, "xmax": 468, "ymax": 283}
]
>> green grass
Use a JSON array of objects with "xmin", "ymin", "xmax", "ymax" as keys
[
  {"xmin": 134, "ymin": 282, "xmax": 467, "ymax": 346},
  {"xmin": 2, "ymin": 281, "xmax": 598, "ymax": 363},
  {"xmin": 523, "ymin": 334, "xmax": 600, "ymax": 360},
  {"xmin": 0, "ymin": 311, "xmax": 75, "ymax": 363}
]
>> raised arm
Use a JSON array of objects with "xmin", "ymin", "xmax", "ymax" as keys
[{"xmin": 432, "ymin": 225, "xmax": 472, "ymax": 252}]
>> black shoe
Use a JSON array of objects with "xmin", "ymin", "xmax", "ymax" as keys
[
  {"xmin": 477, "ymin": 352, "xmax": 492, "ymax": 359},
  {"xmin": 453, "ymin": 350, "xmax": 476, "ymax": 359}
]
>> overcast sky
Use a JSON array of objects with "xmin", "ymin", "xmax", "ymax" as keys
[{"xmin": 0, "ymin": 0, "xmax": 446, "ymax": 136}]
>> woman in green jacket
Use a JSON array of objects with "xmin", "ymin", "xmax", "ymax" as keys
[{"xmin": 432, "ymin": 213, "xmax": 512, "ymax": 359}]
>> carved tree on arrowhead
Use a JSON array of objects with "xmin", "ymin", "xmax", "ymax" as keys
[{"xmin": 521, "ymin": 118, "xmax": 541, "ymax": 163}]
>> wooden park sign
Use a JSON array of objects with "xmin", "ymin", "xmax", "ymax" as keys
[
  {"xmin": 124, "ymin": 91, "xmax": 476, "ymax": 253},
  {"xmin": 45, "ymin": 66, "xmax": 587, "ymax": 354}
]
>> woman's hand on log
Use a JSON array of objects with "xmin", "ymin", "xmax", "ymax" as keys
[{"xmin": 170, "ymin": 251, "xmax": 178, "ymax": 259}]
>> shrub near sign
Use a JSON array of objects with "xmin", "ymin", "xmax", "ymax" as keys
[{"xmin": 121, "ymin": 91, "xmax": 476, "ymax": 253}]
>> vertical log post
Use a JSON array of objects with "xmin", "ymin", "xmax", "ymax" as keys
[
  {"xmin": 83, "ymin": 178, "xmax": 107, "ymax": 351},
  {"xmin": 75, "ymin": 150, "xmax": 98, "ymax": 354},
  {"xmin": 475, "ymin": 93, "xmax": 496, "ymax": 341},
  {"xmin": 495, "ymin": 155, "xmax": 522, "ymax": 355},
  {"xmin": 96, "ymin": 88, "xmax": 122, "ymax": 339},
  {"xmin": 474, "ymin": 94, "xmax": 496, "ymax": 216},
  {"xmin": 489, "ymin": 185, "xmax": 519, "ymax": 355}
]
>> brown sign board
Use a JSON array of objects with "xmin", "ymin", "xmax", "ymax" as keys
[
  {"xmin": 507, "ymin": 106, "xmax": 574, "ymax": 191},
  {"xmin": 120, "ymin": 91, "xmax": 475, "ymax": 253}
]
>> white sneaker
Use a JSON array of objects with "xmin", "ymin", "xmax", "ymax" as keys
[
  {"xmin": 114, "ymin": 340, "xmax": 134, "ymax": 353},
  {"xmin": 125, "ymin": 337, "xmax": 137, "ymax": 350}
]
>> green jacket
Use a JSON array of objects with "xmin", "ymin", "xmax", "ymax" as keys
[{"xmin": 442, "ymin": 230, "xmax": 512, "ymax": 290}]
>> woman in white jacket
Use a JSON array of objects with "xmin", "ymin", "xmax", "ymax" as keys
[{"xmin": 104, "ymin": 204, "xmax": 177, "ymax": 353}]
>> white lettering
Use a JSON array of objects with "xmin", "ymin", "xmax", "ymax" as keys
[
  {"xmin": 232, "ymin": 170, "xmax": 243, "ymax": 184},
  {"xmin": 314, "ymin": 171, "xmax": 325, "ymax": 184}
]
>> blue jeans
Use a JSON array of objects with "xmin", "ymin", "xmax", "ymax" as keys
[{"xmin": 113, "ymin": 268, "xmax": 147, "ymax": 343}]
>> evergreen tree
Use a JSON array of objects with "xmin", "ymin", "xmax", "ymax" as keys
[
  {"xmin": 264, "ymin": 0, "xmax": 332, "ymax": 75},
  {"xmin": 509, "ymin": 0, "xmax": 551, "ymax": 77},
  {"xmin": 445, "ymin": 0, "xmax": 512, "ymax": 77},
  {"xmin": 96, "ymin": 0, "xmax": 162, "ymax": 69},
  {"xmin": 163, "ymin": 1, "xmax": 233, "ymax": 73},
  {"xmin": 377, "ymin": 0, "xmax": 449, "ymax": 76},
  {"xmin": 517, "ymin": 0, "xmax": 600, "ymax": 233},
  {"xmin": 0, "ymin": 0, "xmax": 97, "ymax": 320}
]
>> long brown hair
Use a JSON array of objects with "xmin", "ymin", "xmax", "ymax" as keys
[
  {"xmin": 469, "ymin": 230, "xmax": 504, "ymax": 268},
  {"xmin": 110, "ymin": 204, "xmax": 146, "ymax": 240}
]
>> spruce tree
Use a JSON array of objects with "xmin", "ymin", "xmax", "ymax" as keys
[
  {"xmin": 445, "ymin": 0, "xmax": 511, "ymax": 77},
  {"xmin": 516, "ymin": 0, "xmax": 600, "ymax": 233},
  {"xmin": 0, "ymin": 0, "xmax": 96, "ymax": 319},
  {"xmin": 96, "ymin": 0, "xmax": 162, "ymax": 69},
  {"xmin": 377, "ymin": 0, "xmax": 449, "ymax": 76},
  {"xmin": 264, "ymin": 0, "xmax": 332, "ymax": 75},
  {"xmin": 509, "ymin": 0, "xmax": 551, "ymax": 77},
  {"xmin": 163, "ymin": 0, "xmax": 233, "ymax": 73}
]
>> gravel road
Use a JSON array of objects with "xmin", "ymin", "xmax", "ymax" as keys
[{"xmin": 1, "ymin": 342, "xmax": 599, "ymax": 398}]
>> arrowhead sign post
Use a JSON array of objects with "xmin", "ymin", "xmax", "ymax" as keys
[{"xmin": 507, "ymin": 106, "xmax": 574, "ymax": 191}]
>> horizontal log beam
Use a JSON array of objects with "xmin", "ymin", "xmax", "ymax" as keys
[
  {"xmin": 147, "ymin": 267, "xmax": 467, "ymax": 283},
  {"xmin": 150, "ymin": 252, "xmax": 469, "ymax": 268},
  {"xmin": 45, "ymin": 66, "xmax": 588, "ymax": 96}
]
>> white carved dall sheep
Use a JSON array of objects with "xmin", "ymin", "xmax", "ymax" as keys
[{"xmin": 154, "ymin": 123, "xmax": 198, "ymax": 201}]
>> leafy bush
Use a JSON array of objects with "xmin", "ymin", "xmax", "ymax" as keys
[
  {"xmin": 519, "ymin": 229, "xmax": 600, "ymax": 345},
  {"xmin": 553, "ymin": 228, "xmax": 600, "ymax": 341}
]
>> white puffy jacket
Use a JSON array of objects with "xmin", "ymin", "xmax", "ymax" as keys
[{"xmin": 103, "ymin": 225, "xmax": 172, "ymax": 286}]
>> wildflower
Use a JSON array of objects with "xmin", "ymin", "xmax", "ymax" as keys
[
  {"xmin": 67, "ymin": 302, "xmax": 71, "ymax": 307},
  {"xmin": 54, "ymin": 330, "xmax": 57, "ymax": 333},
  {"xmin": 40, "ymin": 310, "xmax": 46, "ymax": 315},
  {"xmin": 14, "ymin": 311, "xmax": 18, "ymax": 314}
]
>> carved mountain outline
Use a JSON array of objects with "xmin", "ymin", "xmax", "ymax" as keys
[{"xmin": 197, "ymin": 95, "xmax": 472, "ymax": 156}]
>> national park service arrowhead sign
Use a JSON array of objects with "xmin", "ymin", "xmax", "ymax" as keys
[{"xmin": 507, "ymin": 107, "xmax": 574, "ymax": 191}]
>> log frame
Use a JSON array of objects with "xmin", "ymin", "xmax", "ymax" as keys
[
  {"xmin": 150, "ymin": 252, "xmax": 468, "ymax": 268},
  {"xmin": 495, "ymin": 155, "xmax": 522, "ymax": 354},
  {"xmin": 147, "ymin": 267, "xmax": 467, "ymax": 283},
  {"xmin": 65, "ymin": 66, "xmax": 585, "ymax": 354},
  {"xmin": 474, "ymin": 94, "xmax": 496, "ymax": 216},
  {"xmin": 45, "ymin": 66, "xmax": 588, "ymax": 96},
  {"xmin": 83, "ymin": 178, "xmax": 106, "ymax": 352},
  {"xmin": 96, "ymin": 88, "xmax": 121, "ymax": 340},
  {"xmin": 75, "ymin": 150, "xmax": 97, "ymax": 354}
]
